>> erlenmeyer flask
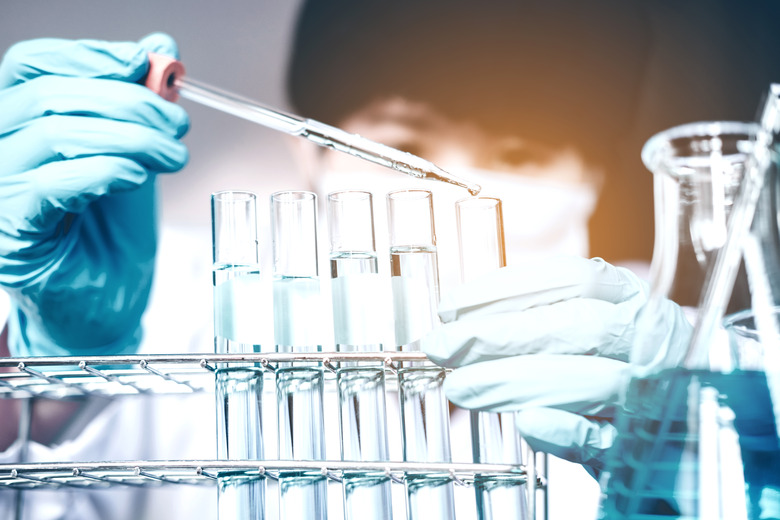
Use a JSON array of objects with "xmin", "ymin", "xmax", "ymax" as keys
[
  {"xmin": 598, "ymin": 121, "xmax": 780, "ymax": 519},
  {"xmin": 631, "ymin": 122, "xmax": 756, "ymax": 372}
]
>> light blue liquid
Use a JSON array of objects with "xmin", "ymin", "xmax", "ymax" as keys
[
  {"xmin": 213, "ymin": 264, "xmax": 264, "ymax": 357},
  {"xmin": 213, "ymin": 263, "xmax": 266, "ymax": 520},
  {"xmin": 398, "ymin": 367, "xmax": 455, "ymax": 520},
  {"xmin": 218, "ymin": 472, "xmax": 266, "ymax": 520},
  {"xmin": 273, "ymin": 275, "xmax": 327, "ymax": 519},
  {"xmin": 599, "ymin": 369, "xmax": 780, "ymax": 520},
  {"xmin": 330, "ymin": 252, "xmax": 384, "ymax": 353},
  {"xmin": 392, "ymin": 247, "xmax": 455, "ymax": 519},
  {"xmin": 471, "ymin": 411, "xmax": 528, "ymax": 520},
  {"xmin": 330, "ymin": 251, "xmax": 378, "ymax": 277},
  {"xmin": 276, "ymin": 368, "xmax": 327, "ymax": 520},
  {"xmin": 341, "ymin": 471, "xmax": 393, "ymax": 520},
  {"xmin": 330, "ymin": 252, "xmax": 392, "ymax": 519},
  {"xmin": 390, "ymin": 246, "xmax": 440, "ymax": 351},
  {"xmin": 216, "ymin": 367, "xmax": 265, "ymax": 520},
  {"xmin": 405, "ymin": 475, "xmax": 457, "ymax": 519},
  {"xmin": 337, "ymin": 367, "xmax": 393, "ymax": 520},
  {"xmin": 273, "ymin": 276, "xmax": 323, "ymax": 355}
]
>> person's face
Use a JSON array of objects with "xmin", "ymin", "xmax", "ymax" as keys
[
  {"xmin": 304, "ymin": 96, "xmax": 603, "ymax": 292},
  {"xmin": 314, "ymin": 96, "xmax": 600, "ymax": 187}
]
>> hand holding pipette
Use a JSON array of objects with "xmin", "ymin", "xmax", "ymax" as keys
[
  {"xmin": 0, "ymin": 34, "xmax": 190, "ymax": 358},
  {"xmin": 144, "ymin": 53, "xmax": 481, "ymax": 196}
]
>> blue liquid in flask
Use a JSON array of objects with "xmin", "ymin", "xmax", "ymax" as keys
[{"xmin": 600, "ymin": 368, "xmax": 780, "ymax": 520}]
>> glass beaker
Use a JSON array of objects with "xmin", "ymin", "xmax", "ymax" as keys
[{"xmin": 598, "ymin": 121, "xmax": 780, "ymax": 519}]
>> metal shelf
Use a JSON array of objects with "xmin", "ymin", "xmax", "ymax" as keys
[
  {"xmin": 0, "ymin": 352, "xmax": 434, "ymax": 399},
  {"xmin": 0, "ymin": 460, "xmax": 530, "ymax": 491}
]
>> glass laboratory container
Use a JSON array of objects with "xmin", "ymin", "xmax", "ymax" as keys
[
  {"xmin": 455, "ymin": 197, "xmax": 529, "ymax": 520},
  {"xmin": 598, "ymin": 121, "xmax": 780, "ymax": 519},
  {"xmin": 387, "ymin": 189, "xmax": 455, "ymax": 520},
  {"xmin": 327, "ymin": 190, "xmax": 393, "ymax": 520},
  {"xmin": 270, "ymin": 191, "xmax": 327, "ymax": 520},
  {"xmin": 211, "ymin": 190, "xmax": 265, "ymax": 520}
]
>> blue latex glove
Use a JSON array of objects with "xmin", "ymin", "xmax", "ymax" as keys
[
  {"xmin": 0, "ymin": 34, "xmax": 189, "ymax": 358},
  {"xmin": 421, "ymin": 255, "xmax": 692, "ymax": 477}
]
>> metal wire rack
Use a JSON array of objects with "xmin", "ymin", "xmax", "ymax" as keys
[
  {"xmin": 0, "ymin": 352, "xmax": 547, "ymax": 520},
  {"xmin": 0, "ymin": 352, "xmax": 432, "ymax": 399},
  {"xmin": 0, "ymin": 460, "xmax": 533, "ymax": 491}
]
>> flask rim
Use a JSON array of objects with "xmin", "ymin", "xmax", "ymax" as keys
[{"xmin": 641, "ymin": 120, "xmax": 761, "ymax": 177}]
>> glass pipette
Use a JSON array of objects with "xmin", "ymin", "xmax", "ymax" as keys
[{"xmin": 144, "ymin": 53, "xmax": 481, "ymax": 196}]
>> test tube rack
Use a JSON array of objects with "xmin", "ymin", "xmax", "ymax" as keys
[{"xmin": 0, "ymin": 352, "xmax": 545, "ymax": 513}]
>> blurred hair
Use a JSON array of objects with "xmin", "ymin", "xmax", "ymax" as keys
[{"xmin": 287, "ymin": 0, "xmax": 651, "ymax": 170}]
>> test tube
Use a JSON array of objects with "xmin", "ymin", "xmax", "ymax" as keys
[
  {"xmin": 455, "ymin": 197, "xmax": 529, "ymax": 520},
  {"xmin": 212, "ymin": 191, "xmax": 265, "ymax": 520},
  {"xmin": 270, "ymin": 191, "xmax": 327, "ymax": 520},
  {"xmin": 387, "ymin": 189, "xmax": 455, "ymax": 520},
  {"xmin": 327, "ymin": 191, "xmax": 393, "ymax": 520}
]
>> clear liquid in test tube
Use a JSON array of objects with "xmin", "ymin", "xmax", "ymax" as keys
[
  {"xmin": 327, "ymin": 191, "xmax": 393, "ymax": 520},
  {"xmin": 387, "ymin": 189, "xmax": 455, "ymax": 520},
  {"xmin": 211, "ymin": 191, "xmax": 266, "ymax": 520},
  {"xmin": 270, "ymin": 191, "xmax": 327, "ymax": 520},
  {"xmin": 456, "ymin": 197, "xmax": 530, "ymax": 520}
]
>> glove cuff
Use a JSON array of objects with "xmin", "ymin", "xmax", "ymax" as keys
[{"xmin": 6, "ymin": 303, "xmax": 142, "ymax": 359}]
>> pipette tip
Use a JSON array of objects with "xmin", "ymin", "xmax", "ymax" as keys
[{"xmin": 427, "ymin": 168, "xmax": 481, "ymax": 196}]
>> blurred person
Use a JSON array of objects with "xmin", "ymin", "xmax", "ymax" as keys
[
  {"xmin": 284, "ymin": 3, "xmax": 652, "ymax": 515},
  {"xmin": 287, "ymin": 1, "xmax": 650, "ymax": 281}
]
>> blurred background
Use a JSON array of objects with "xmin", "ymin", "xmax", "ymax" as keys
[{"xmin": 3, "ymin": 1, "xmax": 778, "ymax": 267}]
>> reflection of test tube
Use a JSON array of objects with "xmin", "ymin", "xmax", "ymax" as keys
[
  {"xmin": 327, "ymin": 191, "xmax": 393, "ymax": 520},
  {"xmin": 270, "ymin": 191, "xmax": 327, "ymax": 520},
  {"xmin": 211, "ymin": 191, "xmax": 265, "ymax": 520},
  {"xmin": 455, "ymin": 197, "xmax": 529, "ymax": 520},
  {"xmin": 387, "ymin": 190, "xmax": 455, "ymax": 520}
]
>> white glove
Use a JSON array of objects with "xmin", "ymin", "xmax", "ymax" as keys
[{"xmin": 421, "ymin": 255, "xmax": 692, "ymax": 477}]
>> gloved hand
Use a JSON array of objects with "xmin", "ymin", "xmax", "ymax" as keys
[
  {"xmin": 0, "ymin": 34, "xmax": 190, "ymax": 358},
  {"xmin": 421, "ymin": 255, "xmax": 693, "ymax": 478}
]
